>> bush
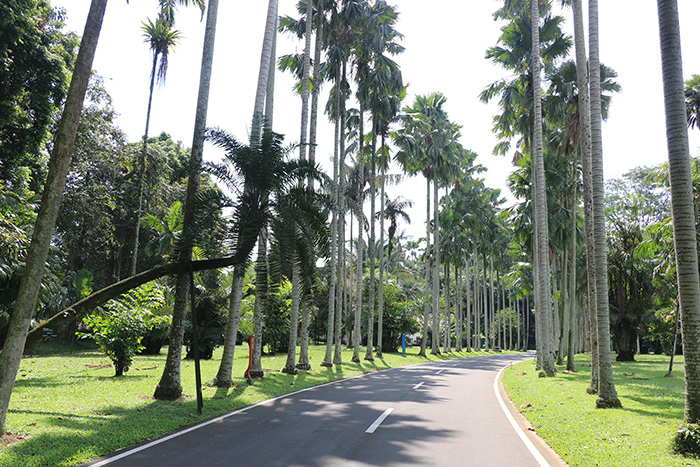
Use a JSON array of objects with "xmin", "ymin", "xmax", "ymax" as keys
[
  {"xmin": 79, "ymin": 283, "xmax": 168, "ymax": 376},
  {"xmin": 673, "ymin": 424, "xmax": 700, "ymax": 456}
]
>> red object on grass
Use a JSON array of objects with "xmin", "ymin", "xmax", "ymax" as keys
[{"xmin": 246, "ymin": 335, "xmax": 254, "ymax": 382}]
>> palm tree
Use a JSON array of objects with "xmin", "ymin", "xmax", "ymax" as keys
[
  {"xmin": 381, "ymin": 195, "xmax": 412, "ymax": 265},
  {"xmin": 685, "ymin": 74, "xmax": 700, "ymax": 130},
  {"xmin": 130, "ymin": 15, "xmax": 182, "ymax": 276},
  {"xmin": 530, "ymin": 0, "xmax": 556, "ymax": 376},
  {"xmin": 0, "ymin": 0, "xmax": 109, "ymax": 433},
  {"xmin": 153, "ymin": 0, "xmax": 219, "ymax": 401},
  {"xmin": 657, "ymin": 0, "xmax": 700, "ymax": 424},
  {"xmin": 589, "ymin": 0, "xmax": 620, "ymax": 408},
  {"xmin": 394, "ymin": 92, "xmax": 461, "ymax": 355}
]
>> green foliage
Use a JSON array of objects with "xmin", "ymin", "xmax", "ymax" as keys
[
  {"xmin": 379, "ymin": 282, "xmax": 420, "ymax": 352},
  {"xmin": 0, "ymin": 0, "xmax": 79, "ymax": 192},
  {"xmin": 262, "ymin": 280, "xmax": 292, "ymax": 355},
  {"xmin": 673, "ymin": 424, "xmax": 700, "ymax": 456},
  {"xmin": 79, "ymin": 283, "xmax": 169, "ymax": 376}
]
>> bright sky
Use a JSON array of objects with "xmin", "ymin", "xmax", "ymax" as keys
[{"xmin": 52, "ymin": 0, "xmax": 700, "ymax": 241}]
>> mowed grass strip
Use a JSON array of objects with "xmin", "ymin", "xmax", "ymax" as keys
[
  {"xmin": 2, "ymin": 340, "xmax": 505, "ymax": 466},
  {"xmin": 503, "ymin": 354, "xmax": 697, "ymax": 467}
]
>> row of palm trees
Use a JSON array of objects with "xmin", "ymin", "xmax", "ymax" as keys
[{"xmin": 3, "ymin": 0, "xmax": 700, "ymax": 443}]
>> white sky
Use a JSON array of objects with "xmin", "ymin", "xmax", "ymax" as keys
[{"xmin": 52, "ymin": 0, "xmax": 700, "ymax": 241}]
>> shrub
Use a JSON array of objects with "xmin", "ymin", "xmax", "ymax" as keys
[
  {"xmin": 673, "ymin": 424, "xmax": 700, "ymax": 456},
  {"xmin": 79, "ymin": 283, "xmax": 169, "ymax": 376}
]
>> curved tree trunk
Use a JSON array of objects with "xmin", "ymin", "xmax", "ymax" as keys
[
  {"xmin": 0, "ymin": 0, "xmax": 109, "ymax": 433},
  {"xmin": 154, "ymin": 0, "xmax": 219, "ymax": 400},
  {"xmin": 589, "ymin": 0, "xmax": 620, "ymax": 408},
  {"xmin": 657, "ymin": 0, "xmax": 700, "ymax": 423}
]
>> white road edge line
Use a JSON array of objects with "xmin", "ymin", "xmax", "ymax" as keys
[
  {"xmin": 494, "ymin": 367, "xmax": 550, "ymax": 467},
  {"xmin": 365, "ymin": 408, "xmax": 394, "ymax": 433},
  {"xmin": 413, "ymin": 381, "xmax": 425, "ymax": 390},
  {"xmin": 89, "ymin": 371, "xmax": 375, "ymax": 466}
]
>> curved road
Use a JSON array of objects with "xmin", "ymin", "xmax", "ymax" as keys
[{"xmin": 87, "ymin": 352, "xmax": 561, "ymax": 467}]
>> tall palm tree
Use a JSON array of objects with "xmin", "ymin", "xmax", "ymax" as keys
[
  {"xmin": 131, "ymin": 14, "xmax": 182, "ymax": 276},
  {"xmin": 657, "ymin": 0, "xmax": 700, "ymax": 424},
  {"xmin": 0, "ymin": 0, "xmax": 109, "ymax": 434},
  {"xmin": 589, "ymin": 0, "xmax": 620, "ymax": 408},
  {"xmin": 530, "ymin": 0, "xmax": 556, "ymax": 376},
  {"xmin": 153, "ymin": 0, "xmax": 219, "ymax": 400}
]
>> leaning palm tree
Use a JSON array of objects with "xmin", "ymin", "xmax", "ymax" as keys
[
  {"xmin": 130, "ymin": 15, "xmax": 182, "ymax": 276},
  {"xmin": 153, "ymin": 0, "xmax": 219, "ymax": 401},
  {"xmin": 0, "ymin": 0, "xmax": 109, "ymax": 434},
  {"xmin": 657, "ymin": 0, "xmax": 700, "ymax": 425}
]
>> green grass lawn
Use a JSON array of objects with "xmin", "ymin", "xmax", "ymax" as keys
[
  {"xmin": 503, "ymin": 354, "xmax": 698, "ymax": 467},
  {"xmin": 2, "ymin": 340, "xmax": 501, "ymax": 467}
]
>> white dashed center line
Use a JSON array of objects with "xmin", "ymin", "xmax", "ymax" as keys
[
  {"xmin": 413, "ymin": 381, "xmax": 425, "ymax": 390},
  {"xmin": 365, "ymin": 408, "xmax": 394, "ymax": 433}
]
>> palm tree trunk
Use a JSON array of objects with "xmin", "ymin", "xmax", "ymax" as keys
[
  {"xmin": 130, "ymin": 56, "xmax": 158, "ymax": 277},
  {"xmin": 250, "ymin": 231, "xmax": 267, "ymax": 378},
  {"xmin": 465, "ymin": 254, "xmax": 472, "ymax": 351},
  {"xmin": 456, "ymin": 263, "xmax": 462, "ymax": 352},
  {"xmin": 365, "ymin": 116, "xmax": 378, "ymax": 362},
  {"xmin": 419, "ymin": 177, "xmax": 430, "ymax": 357},
  {"xmin": 531, "ymin": 0, "xmax": 555, "ymax": 375},
  {"xmin": 567, "ymin": 170, "xmax": 578, "ymax": 371},
  {"xmin": 298, "ymin": 0, "xmax": 324, "ymax": 371},
  {"xmin": 283, "ymin": 261, "xmax": 301, "ymax": 374},
  {"xmin": 322, "ymin": 66, "xmax": 342, "ymax": 368},
  {"xmin": 431, "ymin": 177, "xmax": 441, "ymax": 355},
  {"xmin": 154, "ymin": 0, "xmax": 219, "ymax": 401},
  {"xmin": 0, "ymin": 0, "xmax": 109, "ymax": 432},
  {"xmin": 333, "ymin": 62, "xmax": 348, "ymax": 365},
  {"xmin": 214, "ymin": 264, "xmax": 244, "ymax": 385},
  {"xmin": 571, "ymin": 0, "xmax": 599, "ymax": 394},
  {"xmin": 250, "ymin": 0, "xmax": 279, "ymax": 146},
  {"xmin": 352, "ymin": 208, "xmax": 364, "ymax": 363},
  {"xmin": 297, "ymin": 291, "xmax": 312, "ymax": 369},
  {"xmin": 377, "ymin": 135, "xmax": 386, "ymax": 358},
  {"xmin": 589, "ymin": 0, "xmax": 620, "ymax": 407},
  {"xmin": 444, "ymin": 263, "xmax": 451, "ymax": 352},
  {"xmin": 657, "ymin": 0, "xmax": 700, "ymax": 422}
]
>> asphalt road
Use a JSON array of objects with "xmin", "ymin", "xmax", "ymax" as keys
[{"xmin": 88, "ymin": 352, "xmax": 551, "ymax": 467}]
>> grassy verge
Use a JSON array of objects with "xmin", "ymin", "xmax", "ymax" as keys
[
  {"xmin": 2, "ymin": 340, "xmax": 503, "ymax": 466},
  {"xmin": 503, "ymin": 354, "xmax": 697, "ymax": 467}
]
